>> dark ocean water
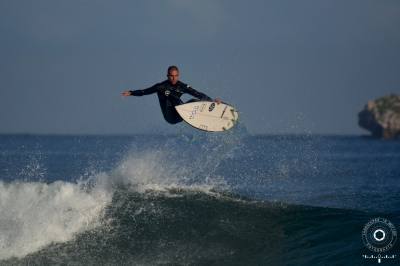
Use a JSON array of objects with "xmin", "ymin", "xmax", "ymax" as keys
[{"xmin": 0, "ymin": 131, "xmax": 399, "ymax": 265}]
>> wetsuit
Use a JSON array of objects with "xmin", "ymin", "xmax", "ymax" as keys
[{"xmin": 129, "ymin": 80, "xmax": 212, "ymax": 124}]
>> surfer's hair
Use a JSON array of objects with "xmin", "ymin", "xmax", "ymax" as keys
[{"xmin": 167, "ymin": 65, "xmax": 179, "ymax": 74}]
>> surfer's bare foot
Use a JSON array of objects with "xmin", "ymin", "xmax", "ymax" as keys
[{"xmin": 214, "ymin": 98, "xmax": 222, "ymax": 104}]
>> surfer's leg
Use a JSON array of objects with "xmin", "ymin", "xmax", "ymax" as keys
[
  {"xmin": 162, "ymin": 106, "xmax": 183, "ymax": 124},
  {"xmin": 165, "ymin": 116, "xmax": 183, "ymax": 124}
]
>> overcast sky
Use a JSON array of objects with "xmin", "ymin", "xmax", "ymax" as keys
[{"xmin": 1, "ymin": 0, "xmax": 399, "ymax": 135}]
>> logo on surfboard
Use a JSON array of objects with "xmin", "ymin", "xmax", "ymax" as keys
[{"xmin": 208, "ymin": 103, "xmax": 215, "ymax": 112}]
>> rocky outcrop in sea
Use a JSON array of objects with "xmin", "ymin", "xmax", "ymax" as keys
[{"xmin": 358, "ymin": 94, "xmax": 400, "ymax": 139}]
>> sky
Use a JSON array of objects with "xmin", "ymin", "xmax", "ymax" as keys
[{"xmin": 0, "ymin": 0, "xmax": 399, "ymax": 135}]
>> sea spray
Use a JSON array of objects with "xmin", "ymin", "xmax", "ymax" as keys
[{"xmin": 0, "ymin": 129, "xmax": 247, "ymax": 260}]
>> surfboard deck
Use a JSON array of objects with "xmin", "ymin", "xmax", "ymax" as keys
[{"xmin": 175, "ymin": 101, "xmax": 239, "ymax": 132}]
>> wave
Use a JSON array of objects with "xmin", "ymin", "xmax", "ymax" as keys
[
  {"xmin": 0, "ymin": 144, "xmax": 233, "ymax": 262},
  {"xmin": 0, "ymin": 180, "xmax": 111, "ymax": 260},
  {"xmin": 3, "ymin": 185, "xmax": 391, "ymax": 265},
  {"xmin": 2, "ymin": 131, "xmax": 399, "ymax": 265}
]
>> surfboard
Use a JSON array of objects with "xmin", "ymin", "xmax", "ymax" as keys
[{"xmin": 175, "ymin": 101, "xmax": 239, "ymax": 132}]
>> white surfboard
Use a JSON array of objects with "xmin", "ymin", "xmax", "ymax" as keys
[{"xmin": 175, "ymin": 101, "xmax": 239, "ymax": 132}]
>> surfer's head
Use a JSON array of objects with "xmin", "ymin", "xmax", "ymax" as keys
[{"xmin": 167, "ymin": 65, "xmax": 179, "ymax": 85}]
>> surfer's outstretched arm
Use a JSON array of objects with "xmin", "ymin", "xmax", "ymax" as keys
[
  {"xmin": 121, "ymin": 84, "xmax": 159, "ymax": 97},
  {"xmin": 183, "ymin": 85, "xmax": 222, "ymax": 103},
  {"xmin": 183, "ymin": 85, "xmax": 213, "ymax": 101}
]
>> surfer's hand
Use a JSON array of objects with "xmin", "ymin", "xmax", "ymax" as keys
[
  {"xmin": 214, "ymin": 98, "xmax": 222, "ymax": 104},
  {"xmin": 121, "ymin": 90, "xmax": 132, "ymax": 97}
]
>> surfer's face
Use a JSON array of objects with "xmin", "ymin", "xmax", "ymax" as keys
[{"xmin": 167, "ymin": 70, "xmax": 179, "ymax": 85}]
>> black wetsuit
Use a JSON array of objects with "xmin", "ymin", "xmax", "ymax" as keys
[{"xmin": 129, "ymin": 80, "xmax": 212, "ymax": 124}]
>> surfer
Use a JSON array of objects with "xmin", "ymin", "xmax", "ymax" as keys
[{"xmin": 122, "ymin": 66, "xmax": 221, "ymax": 124}]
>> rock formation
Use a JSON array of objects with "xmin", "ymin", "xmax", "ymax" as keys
[{"xmin": 358, "ymin": 94, "xmax": 400, "ymax": 139}]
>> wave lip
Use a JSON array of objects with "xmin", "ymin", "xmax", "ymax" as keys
[{"xmin": 0, "ymin": 180, "xmax": 111, "ymax": 260}]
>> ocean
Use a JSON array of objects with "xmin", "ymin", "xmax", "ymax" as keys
[{"xmin": 0, "ymin": 129, "xmax": 399, "ymax": 265}]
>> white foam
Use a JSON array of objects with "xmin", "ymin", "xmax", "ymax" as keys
[
  {"xmin": 0, "ymin": 180, "xmax": 111, "ymax": 259},
  {"xmin": 0, "ymin": 149, "xmax": 228, "ymax": 260}
]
